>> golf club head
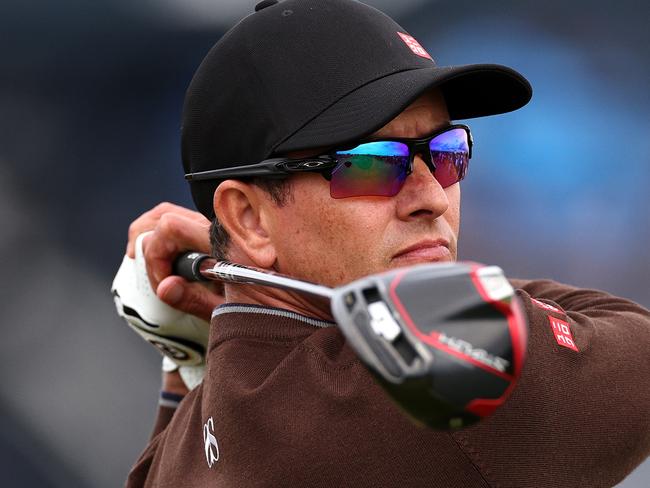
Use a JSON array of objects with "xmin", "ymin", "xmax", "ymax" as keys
[{"xmin": 331, "ymin": 262, "xmax": 528, "ymax": 430}]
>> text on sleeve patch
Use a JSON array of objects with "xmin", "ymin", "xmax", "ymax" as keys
[{"xmin": 548, "ymin": 316, "xmax": 579, "ymax": 352}]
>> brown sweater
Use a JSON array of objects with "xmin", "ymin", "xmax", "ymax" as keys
[{"xmin": 127, "ymin": 280, "xmax": 650, "ymax": 487}]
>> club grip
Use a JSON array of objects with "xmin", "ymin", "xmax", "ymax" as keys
[{"xmin": 173, "ymin": 252, "xmax": 212, "ymax": 282}]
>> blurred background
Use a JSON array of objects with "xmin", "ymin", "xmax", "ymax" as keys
[{"xmin": 1, "ymin": 0, "xmax": 648, "ymax": 486}]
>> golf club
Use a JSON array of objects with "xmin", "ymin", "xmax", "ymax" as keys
[{"xmin": 174, "ymin": 252, "xmax": 528, "ymax": 430}]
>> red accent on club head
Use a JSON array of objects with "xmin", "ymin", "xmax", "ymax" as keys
[
  {"xmin": 388, "ymin": 263, "xmax": 529, "ymax": 420},
  {"xmin": 465, "ymin": 397, "xmax": 505, "ymax": 418},
  {"xmin": 389, "ymin": 268, "xmax": 515, "ymax": 382},
  {"xmin": 468, "ymin": 265, "xmax": 527, "ymax": 379},
  {"xmin": 509, "ymin": 293, "xmax": 528, "ymax": 378}
]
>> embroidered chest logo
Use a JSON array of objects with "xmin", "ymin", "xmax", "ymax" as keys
[
  {"xmin": 548, "ymin": 316, "xmax": 579, "ymax": 352},
  {"xmin": 203, "ymin": 417, "xmax": 220, "ymax": 468},
  {"xmin": 397, "ymin": 32, "xmax": 433, "ymax": 61}
]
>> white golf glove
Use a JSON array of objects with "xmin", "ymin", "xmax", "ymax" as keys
[{"xmin": 112, "ymin": 232, "xmax": 207, "ymax": 389}]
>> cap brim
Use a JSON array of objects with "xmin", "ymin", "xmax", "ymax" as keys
[{"xmin": 274, "ymin": 64, "xmax": 531, "ymax": 153}]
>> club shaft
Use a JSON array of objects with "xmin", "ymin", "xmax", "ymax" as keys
[{"xmin": 191, "ymin": 255, "xmax": 334, "ymax": 300}]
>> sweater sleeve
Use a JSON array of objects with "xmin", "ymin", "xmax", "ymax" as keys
[
  {"xmin": 452, "ymin": 279, "xmax": 650, "ymax": 488},
  {"xmin": 125, "ymin": 395, "xmax": 183, "ymax": 487},
  {"xmin": 125, "ymin": 428, "xmax": 166, "ymax": 488},
  {"xmin": 149, "ymin": 405, "xmax": 177, "ymax": 440}
]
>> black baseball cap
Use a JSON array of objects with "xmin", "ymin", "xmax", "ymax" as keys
[{"xmin": 182, "ymin": 0, "xmax": 532, "ymax": 218}]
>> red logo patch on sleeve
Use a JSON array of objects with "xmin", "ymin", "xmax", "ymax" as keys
[
  {"xmin": 548, "ymin": 316, "xmax": 579, "ymax": 352},
  {"xmin": 531, "ymin": 297, "xmax": 563, "ymax": 314},
  {"xmin": 397, "ymin": 32, "xmax": 433, "ymax": 61}
]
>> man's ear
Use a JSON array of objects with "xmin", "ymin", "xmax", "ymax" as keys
[{"xmin": 213, "ymin": 180, "xmax": 277, "ymax": 268}]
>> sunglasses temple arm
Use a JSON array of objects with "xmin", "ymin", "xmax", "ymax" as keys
[{"xmin": 185, "ymin": 159, "xmax": 290, "ymax": 181}]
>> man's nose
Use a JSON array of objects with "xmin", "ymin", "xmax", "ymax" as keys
[{"xmin": 395, "ymin": 155, "xmax": 450, "ymax": 220}]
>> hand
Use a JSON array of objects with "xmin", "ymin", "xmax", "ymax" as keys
[{"xmin": 126, "ymin": 202, "xmax": 224, "ymax": 322}]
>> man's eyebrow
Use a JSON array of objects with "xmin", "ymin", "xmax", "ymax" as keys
[{"xmin": 365, "ymin": 122, "xmax": 453, "ymax": 141}]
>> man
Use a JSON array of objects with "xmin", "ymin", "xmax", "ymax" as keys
[{"xmin": 119, "ymin": 0, "xmax": 650, "ymax": 486}]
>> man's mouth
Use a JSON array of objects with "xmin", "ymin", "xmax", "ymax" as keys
[{"xmin": 392, "ymin": 239, "xmax": 452, "ymax": 264}]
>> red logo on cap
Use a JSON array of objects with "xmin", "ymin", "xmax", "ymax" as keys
[
  {"xmin": 397, "ymin": 32, "xmax": 433, "ymax": 61},
  {"xmin": 548, "ymin": 316, "xmax": 579, "ymax": 352}
]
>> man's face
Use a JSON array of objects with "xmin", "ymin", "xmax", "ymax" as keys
[{"xmin": 264, "ymin": 89, "xmax": 460, "ymax": 287}]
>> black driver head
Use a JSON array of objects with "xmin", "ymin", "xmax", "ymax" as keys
[{"xmin": 330, "ymin": 262, "xmax": 528, "ymax": 430}]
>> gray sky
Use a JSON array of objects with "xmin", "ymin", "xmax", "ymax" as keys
[{"xmin": 130, "ymin": 0, "xmax": 432, "ymax": 28}]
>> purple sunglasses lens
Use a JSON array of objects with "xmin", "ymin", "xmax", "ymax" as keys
[
  {"xmin": 429, "ymin": 128, "xmax": 470, "ymax": 188},
  {"xmin": 328, "ymin": 128, "xmax": 469, "ymax": 198},
  {"xmin": 330, "ymin": 141, "xmax": 410, "ymax": 198}
]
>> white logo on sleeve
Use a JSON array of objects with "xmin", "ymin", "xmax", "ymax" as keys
[{"xmin": 203, "ymin": 417, "xmax": 220, "ymax": 468}]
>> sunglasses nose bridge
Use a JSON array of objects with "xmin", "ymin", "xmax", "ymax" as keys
[{"xmin": 411, "ymin": 140, "xmax": 435, "ymax": 173}]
